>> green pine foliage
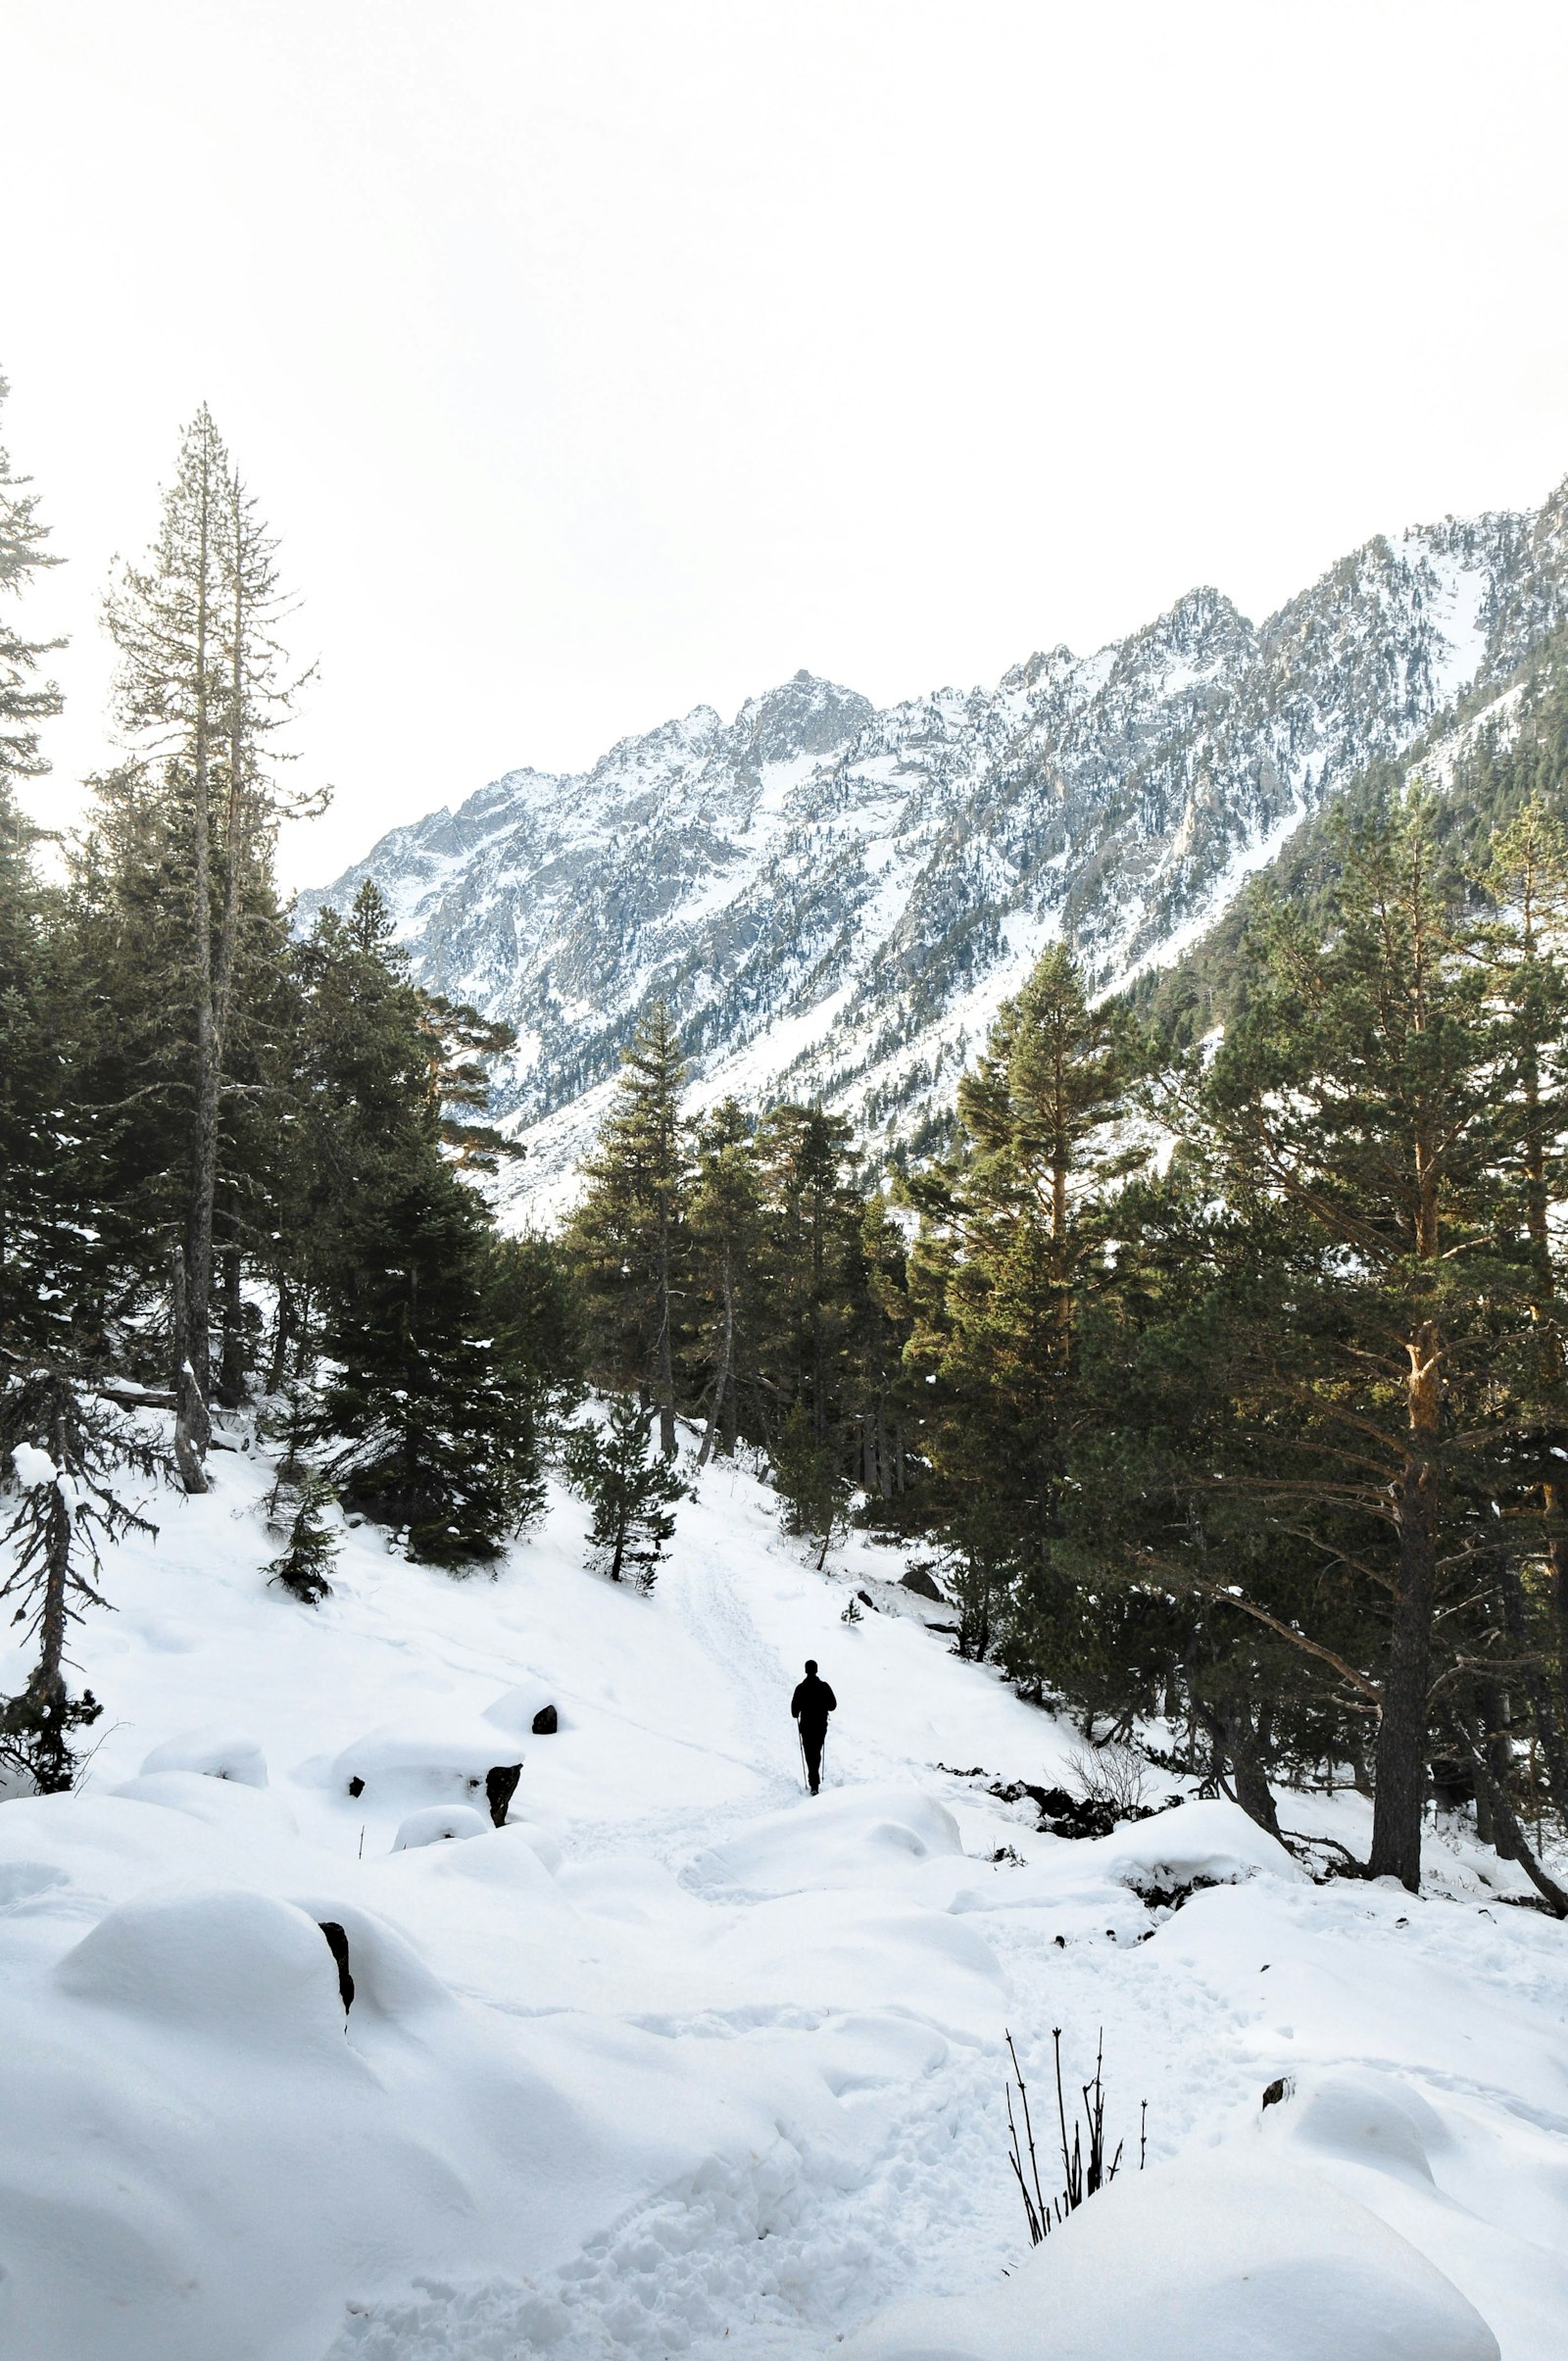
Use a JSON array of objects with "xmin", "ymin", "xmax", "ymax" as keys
[
  {"xmin": 771, "ymin": 1395, "xmax": 852, "ymax": 1570},
  {"xmin": 263, "ymin": 1474, "xmax": 340, "ymax": 1606},
  {"xmin": 564, "ymin": 1395, "xmax": 686, "ymax": 1591},
  {"xmin": 565, "ymin": 1002, "xmax": 691, "ymax": 1457}
]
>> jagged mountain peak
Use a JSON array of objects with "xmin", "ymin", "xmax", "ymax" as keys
[
  {"xmin": 732, "ymin": 670, "xmax": 875, "ymax": 768},
  {"xmin": 303, "ymin": 473, "xmax": 1568, "ymax": 1221}
]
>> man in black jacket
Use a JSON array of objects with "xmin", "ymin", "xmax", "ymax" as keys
[{"xmin": 791, "ymin": 1658, "xmax": 836, "ymax": 1794}]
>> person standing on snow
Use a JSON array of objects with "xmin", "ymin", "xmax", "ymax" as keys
[{"xmin": 791, "ymin": 1658, "xmax": 836, "ymax": 1794}]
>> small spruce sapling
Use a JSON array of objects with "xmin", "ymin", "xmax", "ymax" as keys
[
  {"xmin": 564, "ymin": 1395, "xmax": 685, "ymax": 1592},
  {"xmin": 261, "ymin": 1380, "xmax": 341, "ymax": 1603},
  {"xmin": 265, "ymin": 1473, "xmax": 340, "ymax": 1605}
]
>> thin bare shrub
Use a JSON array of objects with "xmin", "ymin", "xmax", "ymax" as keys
[
  {"xmin": 1063, "ymin": 1738, "xmax": 1151, "ymax": 1819},
  {"xmin": 1005, "ymin": 2028, "xmax": 1146, "ymax": 2246}
]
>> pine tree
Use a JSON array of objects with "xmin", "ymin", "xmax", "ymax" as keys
[
  {"xmin": 772, "ymin": 1394, "xmax": 852, "ymax": 1569},
  {"xmin": 0, "ymin": 366, "xmax": 63, "ymax": 802},
  {"xmin": 1, "ymin": 1370, "xmax": 167, "ymax": 1791},
  {"xmin": 688, "ymin": 1098, "xmax": 761, "ymax": 1465},
  {"xmin": 905, "ymin": 946, "xmax": 1140, "ymax": 1666},
  {"xmin": 264, "ymin": 1474, "xmax": 340, "ymax": 1606},
  {"xmin": 754, "ymin": 1103, "xmax": 861, "ymax": 1441},
  {"xmin": 286, "ymin": 886, "xmax": 544, "ymax": 1568},
  {"xmin": 1186, "ymin": 795, "xmax": 1533, "ymax": 1888},
  {"xmin": 0, "ymin": 371, "xmax": 91, "ymax": 1361},
  {"xmin": 564, "ymin": 1395, "xmax": 685, "ymax": 1590},
  {"xmin": 102, "ymin": 410, "xmax": 320, "ymax": 1485},
  {"xmin": 566, "ymin": 1002, "xmax": 690, "ymax": 1455}
]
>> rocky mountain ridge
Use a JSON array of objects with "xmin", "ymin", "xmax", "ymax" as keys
[{"xmin": 301, "ymin": 480, "xmax": 1568, "ymax": 1219}]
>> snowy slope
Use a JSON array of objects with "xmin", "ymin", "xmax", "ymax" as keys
[
  {"xmin": 2, "ymin": 1432, "xmax": 1565, "ymax": 2358},
  {"xmin": 299, "ymin": 482, "xmax": 1568, "ymax": 1221}
]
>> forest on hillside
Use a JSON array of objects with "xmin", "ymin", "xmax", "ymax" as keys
[{"xmin": 6, "ymin": 382, "xmax": 1568, "ymax": 1914}]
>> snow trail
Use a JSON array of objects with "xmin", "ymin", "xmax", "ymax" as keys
[{"xmin": 1, "ymin": 1442, "xmax": 1565, "ymax": 2359}]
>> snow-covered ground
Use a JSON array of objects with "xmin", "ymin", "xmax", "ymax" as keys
[{"xmin": 2, "ymin": 1434, "xmax": 1566, "ymax": 2359}]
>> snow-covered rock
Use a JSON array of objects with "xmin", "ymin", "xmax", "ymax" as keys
[
  {"xmin": 392, "ymin": 1803, "xmax": 491, "ymax": 1849},
  {"xmin": 482, "ymin": 1678, "xmax": 564, "ymax": 1735},
  {"xmin": 139, "ymin": 1726, "xmax": 269, "ymax": 1787},
  {"xmin": 1091, "ymin": 1794, "xmax": 1306, "ymax": 1894},
  {"xmin": 327, "ymin": 1720, "xmax": 512, "ymax": 1805}
]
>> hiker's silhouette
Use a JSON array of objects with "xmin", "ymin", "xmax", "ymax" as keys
[{"xmin": 790, "ymin": 1658, "xmax": 836, "ymax": 1794}]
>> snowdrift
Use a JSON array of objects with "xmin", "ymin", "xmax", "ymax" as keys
[
  {"xmin": 844, "ymin": 2152, "xmax": 1499, "ymax": 2361},
  {"xmin": 0, "ymin": 1445, "xmax": 1561, "ymax": 2359}
]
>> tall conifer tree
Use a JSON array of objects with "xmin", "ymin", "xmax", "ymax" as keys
[
  {"xmin": 567, "ymin": 1002, "xmax": 690, "ymax": 1455},
  {"xmin": 102, "ymin": 410, "xmax": 318, "ymax": 1483}
]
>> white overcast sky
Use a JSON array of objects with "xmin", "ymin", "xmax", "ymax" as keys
[{"xmin": 9, "ymin": 0, "xmax": 1568, "ymax": 884}]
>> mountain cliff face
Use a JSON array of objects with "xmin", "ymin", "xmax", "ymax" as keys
[{"xmin": 301, "ymin": 482, "xmax": 1568, "ymax": 1216}]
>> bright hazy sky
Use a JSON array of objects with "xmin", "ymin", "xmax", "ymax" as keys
[{"xmin": 9, "ymin": 1, "xmax": 1568, "ymax": 884}]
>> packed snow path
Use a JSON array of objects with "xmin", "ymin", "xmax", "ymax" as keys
[{"xmin": 1, "ymin": 1443, "xmax": 1565, "ymax": 2359}]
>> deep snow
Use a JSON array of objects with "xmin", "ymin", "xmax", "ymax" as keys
[{"xmin": 1, "ymin": 1431, "xmax": 1565, "ymax": 2359}]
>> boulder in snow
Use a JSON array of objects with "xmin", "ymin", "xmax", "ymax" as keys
[{"xmin": 139, "ymin": 1727, "xmax": 268, "ymax": 1788}]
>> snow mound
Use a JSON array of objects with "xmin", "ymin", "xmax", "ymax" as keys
[
  {"xmin": 482, "ymin": 1679, "xmax": 564, "ymax": 1735},
  {"xmin": 1090, "ymin": 1796, "xmax": 1304, "ymax": 1894},
  {"xmin": 1263, "ymin": 2067, "xmax": 1448, "ymax": 2189},
  {"xmin": 393, "ymin": 1804, "xmax": 491, "ymax": 1850},
  {"xmin": 328, "ymin": 1720, "xmax": 514, "ymax": 1805},
  {"xmin": 139, "ymin": 1726, "xmax": 269, "ymax": 1787},
  {"xmin": 843, "ymin": 2152, "xmax": 1499, "ymax": 2361},
  {"xmin": 686, "ymin": 1785, "xmax": 963, "ymax": 1896},
  {"xmin": 111, "ymin": 1770, "xmax": 299, "ymax": 1839},
  {"xmin": 56, "ymin": 1889, "xmax": 353, "ymax": 2053}
]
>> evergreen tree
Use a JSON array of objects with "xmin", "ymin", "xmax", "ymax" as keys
[
  {"xmin": 0, "ymin": 371, "xmax": 94, "ymax": 1361},
  {"xmin": 0, "ymin": 366, "xmax": 62, "ymax": 802},
  {"xmin": 566, "ymin": 1002, "xmax": 690, "ymax": 1455},
  {"xmin": 287, "ymin": 885, "xmax": 544, "ymax": 1568},
  {"xmin": 905, "ymin": 946, "xmax": 1139, "ymax": 1664},
  {"xmin": 771, "ymin": 1394, "xmax": 852, "ymax": 1569},
  {"xmin": 1, "ymin": 1370, "xmax": 167, "ymax": 1791},
  {"xmin": 754, "ymin": 1103, "xmax": 861, "ymax": 1441},
  {"xmin": 101, "ymin": 410, "xmax": 320, "ymax": 1484},
  {"xmin": 564, "ymin": 1395, "xmax": 685, "ymax": 1590},
  {"xmin": 1174, "ymin": 796, "xmax": 1535, "ymax": 1887},
  {"xmin": 687, "ymin": 1098, "xmax": 762, "ymax": 1465},
  {"xmin": 846, "ymin": 1192, "xmax": 915, "ymax": 1507}
]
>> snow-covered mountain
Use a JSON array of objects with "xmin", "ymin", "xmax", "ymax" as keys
[{"xmin": 302, "ymin": 482, "xmax": 1568, "ymax": 1215}]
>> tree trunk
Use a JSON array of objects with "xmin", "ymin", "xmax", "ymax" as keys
[
  {"xmin": 1497, "ymin": 1555, "xmax": 1568, "ymax": 1817},
  {"xmin": 217, "ymin": 1240, "xmax": 247, "ymax": 1407},
  {"xmin": 1207, "ymin": 1697, "xmax": 1282, "ymax": 1838},
  {"xmin": 267, "ymin": 1276, "xmax": 297, "ymax": 1396},
  {"xmin": 655, "ymin": 1188, "xmax": 676, "ymax": 1459},
  {"xmin": 1369, "ymin": 1439, "xmax": 1439, "ymax": 1887},
  {"xmin": 1448, "ymin": 1713, "xmax": 1568, "ymax": 1916},
  {"xmin": 170, "ymin": 1245, "xmax": 210, "ymax": 1494},
  {"xmin": 696, "ymin": 1267, "xmax": 733, "ymax": 1469},
  {"xmin": 1475, "ymin": 1679, "xmax": 1523, "ymax": 1862}
]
